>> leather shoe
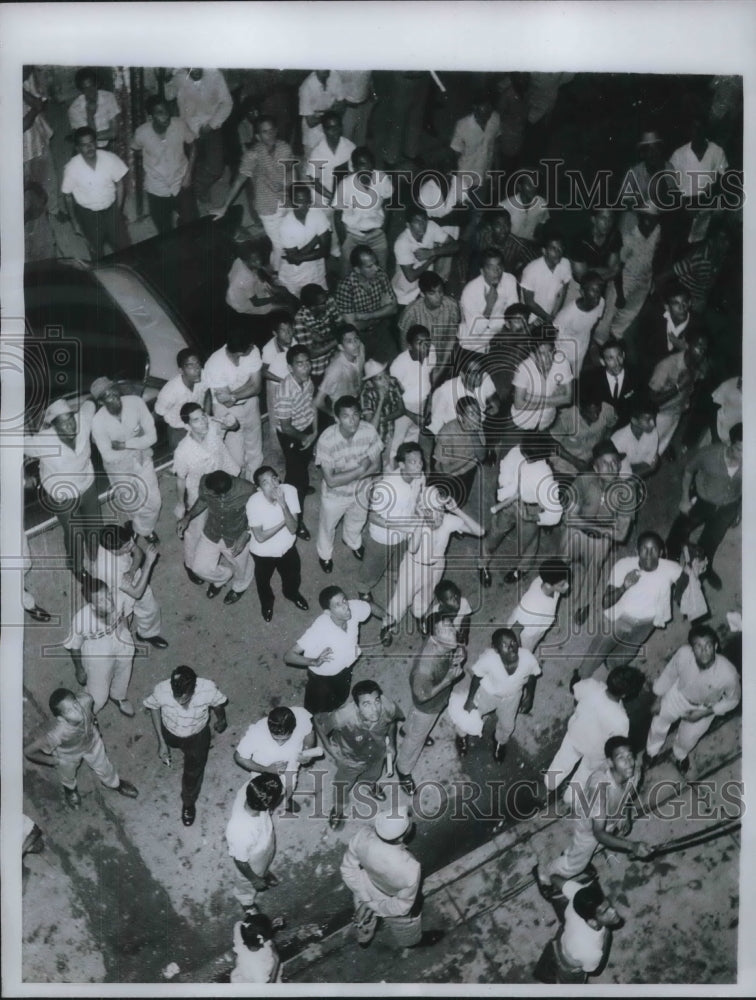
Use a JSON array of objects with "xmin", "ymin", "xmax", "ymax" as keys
[
  {"xmin": 493, "ymin": 740, "xmax": 506, "ymax": 763},
  {"xmin": 291, "ymin": 594, "xmax": 309, "ymax": 610},
  {"xmin": 185, "ymin": 565, "xmax": 203, "ymax": 585},
  {"xmin": 264, "ymin": 871, "xmax": 280, "ymax": 887},
  {"xmin": 319, "ymin": 558, "xmax": 333, "ymax": 574},
  {"xmin": 368, "ymin": 784, "xmax": 387, "ymax": 801},
  {"xmin": 305, "ymin": 486, "xmax": 316, "ymax": 496},
  {"xmin": 676, "ymin": 755, "xmax": 691, "ymax": 775},
  {"xmin": 328, "ymin": 807, "xmax": 345, "ymax": 830},
  {"xmin": 351, "ymin": 545, "xmax": 365, "ymax": 561},
  {"xmin": 504, "ymin": 569, "xmax": 521, "ymax": 584},
  {"xmin": 380, "ymin": 625, "xmax": 393, "ymax": 647},
  {"xmin": 397, "ymin": 771, "xmax": 416, "ymax": 795},
  {"xmin": 573, "ymin": 605, "xmax": 589, "ymax": 627},
  {"xmin": 479, "ymin": 567, "xmax": 492, "ymax": 588},
  {"xmin": 283, "ymin": 798, "xmax": 301, "ymax": 814},
  {"xmin": 137, "ymin": 633, "xmax": 169, "ymax": 649},
  {"xmin": 455, "ymin": 735, "xmax": 469, "ymax": 758},
  {"xmin": 64, "ymin": 786, "xmax": 82, "ymax": 809},
  {"xmin": 116, "ymin": 699, "xmax": 135, "ymax": 717},
  {"xmin": 223, "ymin": 589, "xmax": 245, "ymax": 605},
  {"xmin": 116, "ymin": 780, "xmax": 139, "ymax": 799},
  {"xmin": 296, "ymin": 523, "xmax": 311, "ymax": 541},
  {"xmin": 182, "ymin": 804, "xmax": 196, "ymax": 826},
  {"xmin": 408, "ymin": 929, "xmax": 445, "ymax": 949},
  {"xmin": 207, "ymin": 583, "xmax": 223, "ymax": 599},
  {"xmin": 143, "ymin": 532, "xmax": 160, "ymax": 545},
  {"xmin": 703, "ymin": 568, "xmax": 723, "ymax": 591},
  {"xmin": 262, "ymin": 606, "xmax": 274, "ymax": 623},
  {"xmin": 26, "ymin": 604, "xmax": 52, "ymax": 623}
]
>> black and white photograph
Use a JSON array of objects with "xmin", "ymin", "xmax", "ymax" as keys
[{"xmin": 1, "ymin": 2, "xmax": 753, "ymax": 994}]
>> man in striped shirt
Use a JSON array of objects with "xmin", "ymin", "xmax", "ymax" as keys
[
  {"xmin": 314, "ymin": 395, "xmax": 383, "ymax": 573},
  {"xmin": 274, "ymin": 345, "xmax": 317, "ymax": 540},
  {"xmin": 144, "ymin": 664, "xmax": 228, "ymax": 827},
  {"xmin": 293, "ymin": 285, "xmax": 343, "ymax": 385}
]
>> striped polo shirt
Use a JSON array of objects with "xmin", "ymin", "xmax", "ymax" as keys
[
  {"xmin": 273, "ymin": 373, "xmax": 316, "ymax": 433},
  {"xmin": 315, "ymin": 420, "xmax": 383, "ymax": 497}
]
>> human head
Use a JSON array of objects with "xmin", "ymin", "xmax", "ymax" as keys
[
  {"xmin": 286, "ymin": 344, "xmax": 312, "ymax": 382},
  {"xmin": 322, "ymin": 110, "xmax": 343, "ymax": 145},
  {"xmin": 395, "ymin": 442, "xmax": 425, "ymax": 477},
  {"xmin": 579, "ymin": 271, "xmax": 604, "ymax": 311},
  {"xmin": 486, "ymin": 209, "xmax": 512, "ymax": 243},
  {"xmin": 531, "ymin": 327, "xmax": 558, "ymax": 371},
  {"xmin": 338, "ymin": 324, "xmax": 362, "ymax": 359},
  {"xmin": 170, "ymin": 665, "xmax": 198, "ymax": 705},
  {"xmin": 504, "ymin": 302, "xmax": 530, "ymax": 336},
  {"xmin": 188, "ymin": 68, "xmax": 204, "ymax": 82},
  {"xmin": 290, "ymin": 183, "xmax": 312, "ymax": 212},
  {"xmin": 592, "ymin": 439, "xmax": 624, "ymax": 479},
  {"xmin": 728, "ymin": 422, "xmax": 743, "ymax": 462},
  {"xmin": 637, "ymin": 531, "xmax": 664, "ymax": 571},
  {"xmin": 177, "ymin": 348, "xmax": 202, "ymax": 385},
  {"xmin": 352, "ymin": 680, "xmax": 383, "ymax": 724},
  {"xmin": 204, "ymin": 470, "xmax": 234, "ymax": 496},
  {"xmin": 577, "ymin": 382, "xmax": 603, "ymax": 425},
  {"xmin": 99, "ymin": 522, "xmax": 135, "ymax": 554},
  {"xmin": 406, "ymin": 324, "xmax": 432, "ymax": 361},
  {"xmin": 300, "ymin": 283, "xmax": 328, "ymax": 314},
  {"xmin": 606, "ymin": 665, "xmax": 645, "ymax": 702},
  {"xmin": 352, "ymin": 146, "xmax": 375, "ymax": 177},
  {"xmin": 374, "ymin": 805, "xmax": 412, "ymax": 842},
  {"xmin": 180, "ymin": 402, "xmax": 208, "ymax": 437},
  {"xmin": 245, "ymin": 773, "xmax": 284, "ymax": 812},
  {"xmin": 225, "ymin": 329, "xmax": 253, "ymax": 360},
  {"xmin": 74, "ymin": 67, "xmax": 98, "ymax": 95},
  {"xmin": 239, "ymin": 236, "xmax": 272, "ymax": 270},
  {"xmin": 604, "ymin": 736, "xmax": 635, "ymax": 781},
  {"xmin": 145, "ymin": 95, "xmax": 170, "ymax": 130},
  {"xmin": 664, "ymin": 283, "xmax": 691, "ymax": 326},
  {"xmin": 252, "ymin": 465, "xmax": 280, "ymax": 497},
  {"xmin": 629, "ymin": 395, "xmax": 657, "ymax": 434},
  {"xmin": 519, "ymin": 429, "xmax": 552, "ymax": 462},
  {"xmin": 406, "ymin": 206, "xmax": 428, "ymax": 242},
  {"xmin": 538, "ymin": 559, "xmax": 571, "ymax": 594},
  {"xmin": 455, "ymin": 395, "xmax": 482, "ymax": 430},
  {"xmin": 49, "ymin": 688, "xmax": 86, "ymax": 725},
  {"xmin": 267, "ymin": 706, "xmax": 296, "ymax": 742},
  {"xmin": 434, "ymin": 579, "xmax": 461, "ymax": 613},
  {"xmin": 689, "ymin": 623, "xmax": 719, "ymax": 669},
  {"xmin": 600, "ymin": 337, "xmax": 626, "ymax": 376},
  {"xmin": 542, "ymin": 232, "xmax": 565, "ymax": 268},
  {"xmin": 256, "ymin": 115, "xmax": 278, "ymax": 148},
  {"xmin": 418, "ymin": 270, "xmax": 445, "ymax": 307},
  {"xmin": 320, "ymin": 585, "xmax": 352, "ymax": 624},
  {"xmin": 492, "ymin": 627, "xmax": 519, "ymax": 665},
  {"xmin": 352, "ymin": 245, "xmax": 379, "ymax": 279},
  {"xmin": 685, "ymin": 331, "xmax": 708, "ymax": 368},
  {"xmin": 92, "ymin": 377, "xmax": 122, "ymax": 415},
  {"xmin": 334, "ymin": 395, "xmax": 362, "ymax": 436},
  {"xmin": 82, "ymin": 576, "xmax": 112, "ymax": 616},
  {"xmin": 480, "ymin": 250, "xmax": 504, "ymax": 288},
  {"xmin": 515, "ymin": 170, "xmax": 539, "ymax": 204},
  {"xmin": 592, "ymin": 208, "xmax": 615, "ymax": 237},
  {"xmin": 239, "ymin": 912, "xmax": 275, "ymax": 951},
  {"xmin": 573, "ymin": 881, "xmax": 619, "ymax": 929},
  {"xmin": 73, "ymin": 126, "xmax": 97, "ymax": 163}
]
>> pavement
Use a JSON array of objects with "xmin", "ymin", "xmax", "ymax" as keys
[{"xmin": 16, "ymin": 437, "xmax": 744, "ymax": 988}]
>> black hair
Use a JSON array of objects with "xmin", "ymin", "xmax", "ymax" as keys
[
  {"xmin": 204, "ymin": 470, "xmax": 234, "ymax": 495},
  {"xmin": 418, "ymin": 271, "xmax": 443, "ymax": 293},
  {"xmin": 406, "ymin": 324, "xmax": 430, "ymax": 346},
  {"xmin": 49, "ymin": 688, "xmax": 75, "ymax": 716},
  {"xmin": 395, "ymin": 442, "xmax": 424, "ymax": 466},
  {"xmin": 573, "ymin": 880, "xmax": 606, "ymax": 921},
  {"xmin": 352, "ymin": 679, "xmax": 382, "ymax": 704},
  {"xmin": 253, "ymin": 465, "xmax": 278, "ymax": 487},
  {"xmin": 333, "ymin": 394, "xmax": 361, "ymax": 417},
  {"xmin": 538, "ymin": 559, "xmax": 571, "ymax": 586},
  {"xmin": 425, "ymin": 611, "xmax": 455, "ymax": 636},
  {"xmin": 145, "ymin": 94, "xmax": 168, "ymax": 116},
  {"xmin": 180, "ymin": 402, "xmax": 203, "ymax": 424},
  {"xmin": 729, "ymin": 422, "xmax": 743, "ymax": 444},
  {"xmin": 300, "ymin": 283, "xmax": 327, "ymax": 308},
  {"xmin": 492, "ymin": 627, "xmax": 519, "ymax": 651},
  {"xmin": 434, "ymin": 578, "xmax": 461, "ymax": 601},
  {"xmin": 606, "ymin": 665, "xmax": 645, "ymax": 701},
  {"xmin": 287, "ymin": 344, "xmax": 311, "ymax": 365},
  {"xmin": 226, "ymin": 328, "xmax": 253, "ymax": 356},
  {"xmin": 74, "ymin": 67, "xmax": 98, "ymax": 90},
  {"xmin": 688, "ymin": 623, "xmax": 719, "ymax": 648},
  {"xmin": 73, "ymin": 126, "xmax": 97, "ymax": 143},
  {"xmin": 267, "ymin": 706, "xmax": 296, "ymax": 737},
  {"xmin": 245, "ymin": 773, "xmax": 284, "ymax": 812},
  {"xmin": 268, "ymin": 310, "xmax": 294, "ymax": 334},
  {"xmin": 637, "ymin": 530, "xmax": 664, "ymax": 553},
  {"xmin": 170, "ymin": 665, "xmax": 198, "ymax": 699},
  {"xmin": 350, "ymin": 244, "xmax": 375, "ymax": 268},
  {"xmin": 604, "ymin": 735, "xmax": 632, "ymax": 759},
  {"xmin": 99, "ymin": 522, "xmax": 134, "ymax": 551},
  {"xmin": 319, "ymin": 585, "xmax": 346, "ymax": 610},
  {"xmin": 177, "ymin": 347, "xmax": 201, "ymax": 368}
]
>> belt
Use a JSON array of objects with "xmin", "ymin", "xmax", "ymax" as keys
[{"xmin": 348, "ymin": 227, "xmax": 382, "ymax": 236}]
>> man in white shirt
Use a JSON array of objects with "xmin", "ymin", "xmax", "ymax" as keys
[
  {"xmin": 298, "ymin": 70, "xmax": 346, "ymax": 156},
  {"xmin": 428, "ymin": 362, "xmax": 498, "ymax": 437},
  {"xmin": 131, "ymin": 95, "xmax": 197, "ymax": 234},
  {"xmin": 710, "ymin": 374, "xmax": 742, "ymax": 444},
  {"xmin": 225, "ymin": 773, "xmax": 283, "ymax": 906},
  {"xmin": 519, "ymin": 235, "xmax": 572, "ymax": 324},
  {"xmin": 203, "ymin": 330, "xmax": 264, "ymax": 481},
  {"xmin": 450, "ymin": 92, "xmax": 501, "ymax": 186},
  {"xmin": 90, "ymin": 377, "xmax": 162, "ymax": 544},
  {"xmin": 172, "ymin": 68, "xmax": 233, "ymax": 205},
  {"xmin": 278, "ymin": 185, "xmax": 331, "ymax": 297},
  {"xmin": 505, "ymin": 559, "xmax": 571, "ymax": 650},
  {"xmin": 392, "ymin": 207, "xmax": 458, "ymax": 306},
  {"xmin": 234, "ymin": 705, "xmax": 316, "ymax": 815},
  {"xmin": 305, "ymin": 111, "xmax": 355, "ymax": 208},
  {"xmin": 670, "ymin": 114, "xmax": 728, "ymax": 243},
  {"xmin": 389, "ymin": 324, "xmax": 437, "ymax": 461},
  {"xmin": 534, "ymin": 877, "xmax": 619, "ymax": 984},
  {"xmin": 554, "ymin": 272, "xmax": 605, "ymax": 377},
  {"xmin": 499, "ymin": 171, "xmax": 550, "ymax": 242},
  {"xmin": 510, "ymin": 332, "xmax": 573, "ymax": 431},
  {"xmin": 154, "ymin": 349, "xmax": 211, "ymax": 451},
  {"xmin": 457, "ymin": 250, "xmax": 518, "ymax": 360},
  {"xmin": 246, "ymin": 466, "xmax": 309, "ymax": 622},
  {"xmin": 60, "ymin": 127, "xmax": 129, "ymax": 259},
  {"xmin": 333, "ymin": 148, "xmax": 394, "ymax": 274},
  {"xmin": 610, "ymin": 398, "xmax": 660, "ymax": 478},
  {"xmin": 67, "ymin": 68, "xmax": 120, "ymax": 149},
  {"xmin": 24, "ymin": 396, "xmax": 103, "ymax": 579},
  {"xmin": 172, "ymin": 403, "xmax": 240, "ymax": 581}
]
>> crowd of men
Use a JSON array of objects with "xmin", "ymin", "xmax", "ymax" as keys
[{"xmin": 21, "ymin": 67, "xmax": 743, "ymax": 984}]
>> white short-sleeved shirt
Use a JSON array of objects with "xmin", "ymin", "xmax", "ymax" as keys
[
  {"xmin": 306, "ymin": 135, "xmax": 355, "ymax": 202},
  {"xmin": 143, "ymin": 677, "xmax": 228, "ymax": 737},
  {"xmin": 154, "ymin": 372, "xmax": 208, "ymax": 430},
  {"xmin": 91, "ymin": 395, "xmax": 157, "ymax": 472},
  {"xmin": 68, "ymin": 90, "xmax": 120, "ymax": 145},
  {"xmin": 172, "ymin": 424, "xmax": 240, "ymax": 507},
  {"xmin": 332, "ymin": 171, "xmax": 393, "ymax": 233},
  {"xmin": 611, "ymin": 423, "xmax": 660, "ymax": 473},
  {"xmin": 246, "ymin": 483, "xmax": 301, "ymax": 558},
  {"xmin": 428, "ymin": 374, "xmax": 496, "ymax": 435},
  {"xmin": 429, "ymin": 595, "xmax": 472, "ymax": 629},
  {"xmin": 519, "ymin": 255, "xmax": 572, "ymax": 321},
  {"xmin": 450, "ymin": 111, "xmax": 501, "ymax": 178},
  {"xmin": 554, "ymin": 298, "xmax": 605, "ymax": 377},
  {"xmin": 669, "ymin": 140, "xmax": 728, "ymax": 199},
  {"xmin": 25, "ymin": 400, "xmax": 96, "ymax": 497},
  {"xmin": 472, "ymin": 647, "xmax": 541, "ymax": 700},
  {"xmin": 412, "ymin": 512, "xmax": 466, "ymax": 564},
  {"xmin": 511, "ymin": 352, "xmax": 573, "ymax": 430},
  {"xmin": 499, "ymin": 194, "xmax": 550, "ymax": 240},
  {"xmin": 367, "ymin": 473, "xmax": 425, "ymax": 546},
  {"xmin": 262, "ymin": 337, "xmax": 298, "ymax": 382},
  {"xmin": 389, "ymin": 347, "xmax": 437, "ymax": 413},
  {"xmin": 226, "ymin": 258, "xmax": 275, "ymax": 316},
  {"xmin": 457, "ymin": 273, "xmax": 519, "ymax": 352},
  {"xmin": 296, "ymin": 600, "xmax": 371, "ymax": 676},
  {"xmin": 604, "ymin": 555, "xmax": 682, "ymax": 626},
  {"xmin": 225, "ymin": 784, "xmax": 274, "ymax": 864},
  {"xmin": 131, "ymin": 118, "xmax": 194, "ymax": 198},
  {"xmin": 561, "ymin": 879, "xmax": 607, "ymax": 972},
  {"xmin": 204, "ymin": 346, "xmax": 263, "ymax": 394},
  {"xmin": 566, "ymin": 678, "xmax": 628, "ymax": 759},
  {"xmin": 278, "ymin": 208, "xmax": 331, "ymax": 294},
  {"xmin": 392, "ymin": 221, "xmax": 449, "ymax": 305},
  {"xmin": 236, "ymin": 706, "xmax": 313, "ymax": 772},
  {"xmin": 64, "ymin": 591, "xmax": 134, "ymax": 650},
  {"xmin": 298, "ymin": 71, "xmax": 346, "ymax": 153},
  {"xmin": 507, "ymin": 576, "xmax": 560, "ymax": 635},
  {"xmin": 61, "ymin": 150, "xmax": 128, "ymax": 210}
]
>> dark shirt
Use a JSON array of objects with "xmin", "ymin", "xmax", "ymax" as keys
[
  {"xmin": 197, "ymin": 474, "xmax": 256, "ymax": 545},
  {"xmin": 409, "ymin": 637, "xmax": 461, "ymax": 715},
  {"xmin": 583, "ymin": 365, "xmax": 640, "ymax": 426},
  {"xmin": 570, "ymin": 226, "xmax": 622, "ymax": 269},
  {"xmin": 360, "ymin": 375, "xmax": 405, "ymax": 447},
  {"xmin": 323, "ymin": 696, "xmax": 403, "ymax": 767},
  {"xmin": 687, "ymin": 443, "xmax": 742, "ymax": 507},
  {"xmin": 433, "ymin": 419, "xmax": 486, "ymax": 475}
]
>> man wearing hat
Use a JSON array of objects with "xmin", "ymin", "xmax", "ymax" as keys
[
  {"xmin": 561, "ymin": 439, "xmax": 635, "ymax": 628},
  {"xmin": 340, "ymin": 805, "xmax": 444, "ymax": 950},
  {"xmin": 359, "ymin": 359, "xmax": 405, "ymax": 466},
  {"xmin": 25, "ymin": 395, "xmax": 103, "ymax": 579},
  {"xmin": 144, "ymin": 664, "xmax": 228, "ymax": 827},
  {"xmin": 90, "ymin": 378, "xmax": 162, "ymax": 545}
]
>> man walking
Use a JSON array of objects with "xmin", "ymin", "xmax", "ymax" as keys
[
  {"xmin": 131, "ymin": 95, "xmax": 197, "ymax": 234},
  {"xmin": 144, "ymin": 664, "xmax": 228, "ymax": 827}
]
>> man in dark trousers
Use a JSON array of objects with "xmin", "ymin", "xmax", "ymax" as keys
[
  {"xmin": 144, "ymin": 665, "xmax": 228, "ymax": 827},
  {"xmin": 395, "ymin": 613, "xmax": 466, "ymax": 793},
  {"xmin": 583, "ymin": 337, "xmax": 642, "ymax": 427},
  {"xmin": 666, "ymin": 423, "xmax": 742, "ymax": 591}
]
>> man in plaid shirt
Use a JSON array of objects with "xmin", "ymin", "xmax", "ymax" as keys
[
  {"xmin": 335, "ymin": 246, "xmax": 398, "ymax": 364},
  {"xmin": 144, "ymin": 664, "xmax": 228, "ymax": 827},
  {"xmin": 274, "ymin": 345, "xmax": 318, "ymax": 539},
  {"xmin": 293, "ymin": 284, "xmax": 343, "ymax": 386}
]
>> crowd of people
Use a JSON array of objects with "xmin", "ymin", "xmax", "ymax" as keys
[{"xmin": 21, "ymin": 67, "xmax": 743, "ymax": 984}]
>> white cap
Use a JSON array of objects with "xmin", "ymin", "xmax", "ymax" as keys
[{"xmin": 374, "ymin": 806, "xmax": 411, "ymax": 841}]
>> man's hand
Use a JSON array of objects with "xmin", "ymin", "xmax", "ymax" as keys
[
  {"xmin": 143, "ymin": 542, "xmax": 159, "ymax": 564},
  {"xmin": 414, "ymin": 248, "xmax": 434, "ymax": 263},
  {"xmin": 683, "ymin": 707, "xmax": 713, "ymax": 722},
  {"xmin": 679, "ymin": 498, "xmax": 694, "ymax": 515},
  {"xmin": 623, "ymin": 569, "xmax": 641, "ymax": 589},
  {"xmin": 75, "ymin": 665, "xmax": 87, "ymax": 686},
  {"xmin": 213, "ymin": 716, "xmax": 228, "ymax": 734},
  {"xmin": 230, "ymin": 531, "xmax": 250, "ymax": 557},
  {"xmin": 313, "ymin": 647, "xmax": 334, "ymax": 668},
  {"xmin": 270, "ymin": 760, "xmax": 289, "ymax": 773},
  {"xmin": 211, "ymin": 206, "xmax": 227, "ymax": 221},
  {"xmin": 158, "ymin": 744, "xmax": 172, "ymax": 766},
  {"xmin": 176, "ymin": 516, "xmax": 189, "ymax": 539}
]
